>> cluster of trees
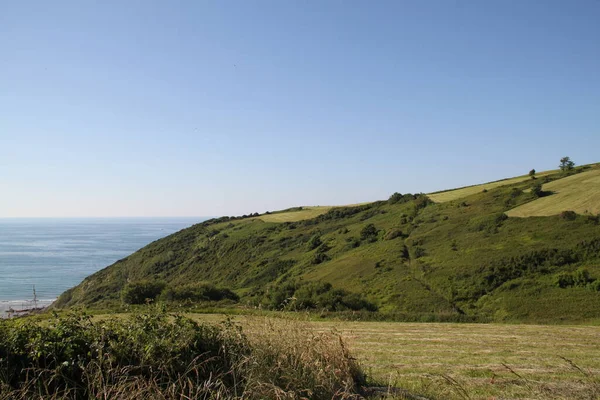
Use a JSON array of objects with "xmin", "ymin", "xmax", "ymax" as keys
[
  {"xmin": 478, "ymin": 238, "xmax": 600, "ymax": 297},
  {"xmin": 262, "ymin": 281, "xmax": 377, "ymax": 312},
  {"xmin": 121, "ymin": 281, "xmax": 238, "ymax": 305}
]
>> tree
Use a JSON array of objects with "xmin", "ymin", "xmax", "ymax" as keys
[
  {"xmin": 531, "ymin": 182, "xmax": 544, "ymax": 198},
  {"xmin": 360, "ymin": 224, "xmax": 378, "ymax": 242},
  {"xmin": 559, "ymin": 157, "xmax": 575, "ymax": 172},
  {"xmin": 529, "ymin": 169, "xmax": 536, "ymax": 179}
]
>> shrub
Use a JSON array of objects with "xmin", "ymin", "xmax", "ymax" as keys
[
  {"xmin": 531, "ymin": 182, "xmax": 544, "ymax": 198},
  {"xmin": 160, "ymin": 282, "xmax": 239, "ymax": 303},
  {"xmin": 529, "ymin": 169, "xmax": 536, "ymax": 179},
  {"xmin": 589, "ymin": 280, "xmax": 600, "ymax": 292},
  {"xmin": 311, "ymin": 250, "xmax": 330, "ymax": 265},
  {"xmin": 385, "ymin": 229, "xmax": 404, "ymax": 240},
  {"xmin": 264, "ymin": 281, "xmax": 377, "ymax": 312},
  {"xmin": 121, "ymin": 280, "xmax": 166, "ymax": 304},
  {"xmin": 344, "ymin": 237, "xmax": 361, "ymax": 249},
  {"xmin": 413, "ymin": 247, "xmax": 426, "ymax": 258},
  {"xmin": 574, "ymin": 268, "xmax": 592, "ymax": 286},
  {"xmin": 388, "ymin": 192, "xmax": 403, "ymax": 204},
  {"xmin": 560, "ymin": 210, "xmax": 577, "ymax": 221},
  {"xmin": 555, "ymin": 272, "xmax": 575, "ymax": 288},
  {"xmin": 306, "ymin": 234, "xmax": 322, "ymax": 251},
  {"xmin": 360, "ymin": 224, "xmax": 378, "ymax": 242}
]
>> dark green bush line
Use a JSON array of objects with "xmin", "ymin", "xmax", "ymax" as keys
[
  {"xmin": 555, "ymin": 268, "xmax": 600, "ymax": 290},
  {"xmin": 479, "ymin": 238, "xmax": 600, "ymax": 296},
  {"xmin": 261, "ymin": 281, "xmax": 377, "ymax": 312},
  {"xmin": 122, "ymin": 281, "xmax": 238, "ymax": 305}
]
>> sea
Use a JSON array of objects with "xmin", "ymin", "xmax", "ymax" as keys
[{"xmin": 0, "ymin": 217, "xmax": 207, "ymax": 316}]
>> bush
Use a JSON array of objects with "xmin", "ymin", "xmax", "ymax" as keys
[
  {"xmin": 121, "ymin": 280, "xmax": 166, "ymax": 304},
  {"xmin": 574, "ymin": 268, "xmax": 592, "ymax": 286},
  {"xmin": 264, "ymin": 281, "xmax": 377, "ymax": 312},
  {"xmin": 0, "ymin": 312, "xmax": 366, "ymax": 399},
  {"xmin": 388, "ymin": 192, "xmax": 403, "ymax": 204},
  {"xmin": 531, "ymin": 182, "xmax": 544, "ymax": 198},
  {"xmin": 360, "ymin": 224, "xmax": 378, "ymax": 242},
  {"xmin": 311, "ymin": 250, "xmax": 330, "ymax": 265},
  {"xmin": 306, "ymin": 234, "xmax": 322, "ymax": 251},
  {"xmin": 555, "ymin": 272, "xmax": 575, "ymax": 288},
  {"xmin": 160, "ymin": 282, "xmax": 239, "ymax": 303},
  {"xmin": 560, "ymin": 210, "xmax": 577, "ymax": 221},
  {"xmin": 385, "ymin": 229, "xmax": 404, "ymax": 240},
  {"xmin": 413, "ymin": 247, "xmax": 426, "ymax": 258}
]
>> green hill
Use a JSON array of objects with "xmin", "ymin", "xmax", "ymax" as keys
[{"xmin": 56, "ymin": 164, "xmax": 600, "ymax": 323}]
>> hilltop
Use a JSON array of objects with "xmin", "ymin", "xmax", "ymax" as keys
[{"xmin": 56, "ymin": 162, "xmax": 600, "ymax": 323}]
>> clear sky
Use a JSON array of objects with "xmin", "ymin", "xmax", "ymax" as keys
[{"xmin": 1, "ymin": 1, "xmax": 599, "ymax": 217}]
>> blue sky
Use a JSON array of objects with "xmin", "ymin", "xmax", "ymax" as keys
[{"xmin": 1, "ymin": 1, "xmax": 599, "ymax": 217}]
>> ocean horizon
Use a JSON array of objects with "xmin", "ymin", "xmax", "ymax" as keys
[{"xmin": 0, "ymin": 217, "xmax": 208, "ymax": 315}]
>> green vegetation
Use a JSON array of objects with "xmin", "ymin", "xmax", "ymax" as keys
[
  {"xmin": 55, "ymin": 162, "xmax": 600, "ymax": 323},
  {"xmin": 0, "ymin": 311, "xmax": 365, "ymax": 399},
  {"xmin": 559, "ymin": 156, "xmax": 575, "ymax": 172}
]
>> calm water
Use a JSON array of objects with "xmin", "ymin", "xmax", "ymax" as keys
[{"xmin": 0, "ymin": 218, "xmax": 206, "ymax": 305}]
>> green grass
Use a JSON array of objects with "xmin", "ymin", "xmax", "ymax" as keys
[{"xmin": 507, "ymin": 166, "xmax": 600, "ymax": 217}]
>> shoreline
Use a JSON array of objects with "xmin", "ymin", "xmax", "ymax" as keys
[{"xmin": 0, "ymin": 299, "xmax": 55, "ymax": 318}]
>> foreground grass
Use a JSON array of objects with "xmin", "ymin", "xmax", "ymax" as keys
[
  {"xmin": 507, "ymin": 167, "xmax": 600, "ymax": 217},
  {"xmin": 0, "ymin": 312, "xmax": 365, "ymax": 399},
  {"xmin": 188, "ymin": 314, "xmax": 600, "ymax": 400}
]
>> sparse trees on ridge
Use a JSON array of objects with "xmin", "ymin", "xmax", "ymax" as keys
[
  {"xmin": 529, "ymin": 169, "xmax": 536, "ymax": 179},
  {"xmin": 559, "ymin": 157, "xmax": 575, "ymax": 172}
]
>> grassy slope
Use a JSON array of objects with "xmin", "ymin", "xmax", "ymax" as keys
[
  {"xmin": 428, "ymin": 170, "xmax": 555, "ymax": 203},
  {"xmin": 506, "ymin": 166, "xmax": 600, "ymax": 217},
  {"xmin": 56, "ymin": 166, "xmax": 600, "ymax": 323}
]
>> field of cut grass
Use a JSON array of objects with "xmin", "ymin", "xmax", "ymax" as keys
[
  {"xmin": 186, "ymin": 314, "xmax": 600, "ymax": 400},
  {"xmin": 428, "ymin": 170, "xmax": 555, "ymax": 203},
  {"xmin": 256, "ymin": 206, "xmax": 333, "ymax": 222},
  {"xmin": 507, "ymin": 167, "xmax": 600, "ymax": 217},
  {"xmin": 257, "ymin": 202, "xmax": 371, "ymax": 223}
]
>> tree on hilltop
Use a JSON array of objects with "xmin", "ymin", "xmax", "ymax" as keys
[
  {"xmin": 529, "ymin": 169, "xmax": 536, "ymax": 179},
  {"xmin": 559, "ymin": 157, "xmax": 575, "ymax": 172}
]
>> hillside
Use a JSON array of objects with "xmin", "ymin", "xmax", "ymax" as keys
[{"xmin": 56, "ymin": 164, "xmax": 600, "ymax": 323}]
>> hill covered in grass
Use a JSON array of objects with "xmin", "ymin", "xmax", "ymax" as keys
[{"xmin": 56, "ymin": 163, "xmax": 600, "ymax": 323}]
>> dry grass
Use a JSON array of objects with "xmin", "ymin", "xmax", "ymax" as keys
[
  {"xmin": 257, "ymin": 203, "xmax": 371, "ymax": 223},
  {"xmin": 506, "ymin": 168, "xmax": 600, "ymax": 217},
  {"xmin": 427, "ymin": 171, "xmax": 555, "ymax": 203},
  {"xmin": 257, "ymin": 207, "xmax": 334, "ymax": 222},
  {"xmin": 188, "ymin": 315, "xmax": 600, "ymax": 399}
]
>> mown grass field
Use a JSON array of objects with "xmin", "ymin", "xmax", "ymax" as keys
[
  {"xmin": 507, "ymin": 167, "xmax": 600, "ymax": 217},
  {"xmin": 428, "ymin": 171, "xmax": 555, "ymax": 203},
  {"xmin": 256, "ymin": 206, "xmax": 333, "ymax": 222},
  {"xmin": 183, "ymin": 314, "xmax": 600, "ymax": 400}
]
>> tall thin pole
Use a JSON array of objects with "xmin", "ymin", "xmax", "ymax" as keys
[{"xmin": 33, "ymin": 285, "xmax": 38, "ymax": 309}]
